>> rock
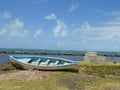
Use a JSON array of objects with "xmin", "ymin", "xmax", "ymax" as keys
[{"xmin": 84, "ymin": 52, "xmax": 106, "ymax": 62}]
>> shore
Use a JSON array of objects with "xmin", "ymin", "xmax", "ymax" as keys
[
  {"xmin": 1, "ymin": 50, "xmax": 120, "ymax": 57},
  {"xmin": 0, "ymin": 61, "xmax": 120, "ymax": 90}
]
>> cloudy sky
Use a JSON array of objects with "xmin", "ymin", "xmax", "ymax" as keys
[{"xmin": 0, "ymin": 0, "xmax": 120, "ymax": 51}]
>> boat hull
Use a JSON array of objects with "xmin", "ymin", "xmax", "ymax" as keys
[{"xmin": 9, "ymin": 56, "xmax": 78, "ymax": 71}]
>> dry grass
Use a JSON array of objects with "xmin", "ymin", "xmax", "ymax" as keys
[
  {"xmin": 0, "ymin": 63, "xmax": 16, "ymax": 71},
  {"xmin": 78, "ymin": 61, "xmax": 120, "ymax": 77},
  {"xmin": 0, "ymin": 61, "xmax": 120, "ymax": 90}
]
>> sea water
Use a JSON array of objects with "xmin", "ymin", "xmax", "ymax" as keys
[
  {"xmin": 0, "ymin": 48, "xmax": 120, "ymax": 64},
  {"xmin": 0, "ymin": 54, "xmax": 84, "ymax": 64}
]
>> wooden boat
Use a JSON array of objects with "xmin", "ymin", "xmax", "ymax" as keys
[{"xmin": 9, "ymin": 55, "xmax": 78, "ymax": 71}]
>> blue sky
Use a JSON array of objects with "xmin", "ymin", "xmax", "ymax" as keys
[{"xmin": 0, "ymin": 0, "xmax": 120, "ymax": 51}]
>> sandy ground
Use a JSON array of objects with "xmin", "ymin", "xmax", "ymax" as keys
[{"xmin": 0, "ymin": 70, "xmax": 52, "ymax": 80}]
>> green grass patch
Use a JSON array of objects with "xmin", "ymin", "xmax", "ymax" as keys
[
  {"xmin": 58, "ymin": 73, "xmax": 120, "ymax": 90},
  {"xmin": 0, "ymin": 71, "xmax": 120, "ymax": 90},
  {"xmin": 78, "ymin": 61, "xmax": 120, "ymax": 77},
  {"xmin": 0, "ymin": 76, "xmax": 68, "ymax": 90},
  {"xmin": 85, "ymin": 78, "xmax": 120, "ymax": 90}
]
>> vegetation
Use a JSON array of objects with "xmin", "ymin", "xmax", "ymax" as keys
[
  {"xmin": 78, "ymin": 61, "xmax": 120, "ymax": 77},
  {"xmin": 0, "ymin": 63, "xmax": 16, "ymax": 71},
  {"xmin": 0, "ymin": 61, "xmax": 120, "ymax": 90},
  {"xmin": 0, "ymin": 78, "xmax": 68, "ymax": 90},
  {"xmin": 0, "ymin": 72, "xmax": 120, "ymax": 90}
]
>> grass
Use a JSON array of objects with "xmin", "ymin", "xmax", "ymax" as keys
[
  {"xmin": 78, "ymin": 61, "xmax": 120, "ymax": 77},
  {"xmin": 0, "ymin": 61, "xmax": 120, "ymax": 90},
  {"xmin": 0, "ymin": 76, "xmax": 68, "ymax": 90},
  {"xmin": 85, "ymin": 78, "xmax": 120, "ymax": 90},
  {"xmin": 0, "ymin": 73, "xmax": 120, "ymax": 90},
  {"xmin": 0, "ymin": 63, "xmax": 16, "ymax": 71}
]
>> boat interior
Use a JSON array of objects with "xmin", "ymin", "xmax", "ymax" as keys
[{"xmin": 12, "ymin": 56, "xmax": 77, "ymax": 66}]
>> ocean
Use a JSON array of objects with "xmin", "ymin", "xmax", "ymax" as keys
[{"xmin": 0, "ymin": 48, "xmax": 120, "ymax": 64}]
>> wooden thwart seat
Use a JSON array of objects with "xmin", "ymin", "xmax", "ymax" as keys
[
  {"xmin": 40, "ymin": 59, "xmax": 50, "ymax": 66},
  {"xmin": 55, "ymin": 60, "xmax": 59, "ymax": 65},
  {"xmin": 29, "ymin": 59, "xmax": 42, "ymax": 65},
  {"xmin": 64, "ymin": 62, "xmax": 70, "ymax": 65},
  {"xmin": 37, "ymin": 59, "xmax": 42, "ymax": 65},
  {"xmin": 27, "ymin": 59, "xmax": 32, "ymax": 63}
]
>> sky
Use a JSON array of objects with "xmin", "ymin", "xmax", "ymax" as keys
[{"xmin": 0, "ymin": 0, "xmax": 120, "ymax": 51}]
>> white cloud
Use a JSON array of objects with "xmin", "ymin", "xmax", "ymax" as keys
[
  {"xmin": 53, "ymin": 20, "xmax": 68, "ymax": 37},
  {"xmin": 1, "ymin": 11, "xmax": 11, "ymax": 19},
  {"xmin": 45, "ymin": 13, "xmax": 57, "ymax": 20},
  {"xmin": 75, "ymin": 20, "xmax": 120, "ymax": 41},
  {"xmin": 0, "ymin": 19, "xmax": 28, "ymax": 37},
  {"xmin": 9, "ymin": 19, "xmax": 24, "ymax": 29},
  {"xmin": 69, "ymin": 3, "xmax": 79, "ymax": 12},
  {"xmin": 103, "ymin": 11, "xmax": 120, "ymax": 26},
  {"xmin": 33, "ymin": 29, "xmax": 43, "ymax": 38},
  {"xmin": 109, "ymin": 10, "xmax": 120, "ymax": 16},
  {"xmin": 103, "ymin": 20, "xmax": 120, "ymax": 26},
  {"xmin": 46, "ymin": 13, "xmax": 68, "ymax": 37},
  {"xmin": 8, "ymin": 19, "xmax": 28, "ymax": 37},
  {"xmin": 0, "ymin": 29, "xmax": 7, "ymax": 36},
  {"xmin": 106, "ymin": 10, "xmax": 120, "ymax": 21},
  {"xmin": 57, "ymin": 42, "xmax": 65, "ymax": 48}
]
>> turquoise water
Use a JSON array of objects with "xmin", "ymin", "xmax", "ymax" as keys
[{"xmin": 0, "ymin": 48, "xmax": 120, "ymax": 64}]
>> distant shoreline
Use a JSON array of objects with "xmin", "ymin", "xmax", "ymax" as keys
[
  {"xmin": 0, "ymin": 51, "xmax": 84, "ymax": 56},
  {"xmin": 1, "ymin": 51, "xmax": 120, "ymax": 57}
]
